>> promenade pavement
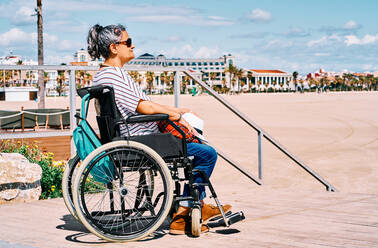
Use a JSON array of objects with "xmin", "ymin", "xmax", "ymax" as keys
[{"xmin": 1, "ymin": 91, "xmax": 378, "ymax": 247}]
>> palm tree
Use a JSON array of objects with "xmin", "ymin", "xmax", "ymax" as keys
[
  {"xmin": 209, "ymin": 72, "xmax": 217, "ymax": 87},
  {"xmin": 75, "ymin": 70, "xmax": 85, "ymax": 89},
  {"xmin": 235, "ymin": 68, "xmax": 243, "ymax": 93},
  {"xmin": 224, "ymin": 64, "xmax": 237, "ymax": 89},
  {"xmin": 292, "ymin": 71, "xmax": 298, "ymax": 82},
  {"xmin": 84, "ymin": 72, "xmax": 93, "ymax": 86},
  {"xmin": 145, "ymin": 71, "xmax": 155, "ymax": 94},
  {"xmin": 247, "ymin": 71, "xmax": 253, "ymax": 92},
  {"xmin": 56, "ymin": 70, "xmax": 66, "ymax": 96},
  {"xmin": 181, "ymin": 75, "xmax": 190, "ymax": 94},
  {"xmin": 36, "ymin": 0, "xmax": 45, "ymax": 108}
]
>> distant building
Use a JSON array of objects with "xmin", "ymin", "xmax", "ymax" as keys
[
  {"xmin": 247, "ymin": 69, "xmax": 292, "ymax": 91},
  {"xmin": 71, "ymin": 48, "xmax": 104, "ymax": 66},
  {"xmin": 71, "ymin": 49, "xmax": 235, "ymax": 92}
]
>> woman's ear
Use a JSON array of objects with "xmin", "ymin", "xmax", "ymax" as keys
[{"xmin": 109, "ymin": 43, "xmax": 118, "ymax": 55}]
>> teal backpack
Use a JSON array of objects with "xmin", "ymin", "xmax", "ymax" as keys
[{"xmin": 73, "ymin": 93, "xmax": 114, "ymax": 184}]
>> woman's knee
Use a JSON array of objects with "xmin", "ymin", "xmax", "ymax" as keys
[{"xmin": 205, "ymin": 145, "xmax": 217, "ymax": 164}]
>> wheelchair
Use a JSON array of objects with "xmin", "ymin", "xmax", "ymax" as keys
[{"xmin": 62, "ymin": 84, "xmax": 244, "ymax": 242}]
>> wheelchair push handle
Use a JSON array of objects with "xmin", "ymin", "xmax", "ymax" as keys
[{"xmin": 77, "ymin": 85, "xmax": 113, "ymax": 99}]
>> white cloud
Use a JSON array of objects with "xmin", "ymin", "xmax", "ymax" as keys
[
  {"xmin": 12, "ymin": 6, "xmax": 35, "ymax": 25},
  {"xmin": 283, "ymin": 27, "xmax": 310, "ymax": 37},
  {"xmin": 165, "ymin": 36, "xmax": 183, "ymax": 42},
  {"xmin": 0, "ymin": 28, "xmax": 32, "ymax": 46},
  {"xmin": 129, "ymin": 15, "xmax": 233, "ymax": 26},
  {"xmin": 45, "ymin": 55, "xmax": 74, "ymax": 65},
  {"xmin": 247, "ymin": 8, "xmax": 272, "ymax": 23},
  {"xmin": 314, "ymin": 53, "xmax": 330, "ymax": 57},
  {"xmin": 320, "ymin": 20, "xmax": 361, "ymax": 34},
  {"xmin": 155, "ymin": 44, "xmax": 222, "ymax": 59},
  {"xmin": 343, "ymin": 20, "xmax": 359, "ymax": 30},
  {"xmin": 193, "ymin": 46, "xmax": 220, "ymax": 58},
  {"xmin": 344, "ymin": 34, "xmax": 378, "ymax": 46},
  {"xmin": 307, "ymin": 34, "xmax": 341, "ymax": 47}
]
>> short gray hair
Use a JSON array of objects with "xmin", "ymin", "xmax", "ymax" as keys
[{"xmin": 87, "ymin": 24, "xmax": 126, "ymax": 60}]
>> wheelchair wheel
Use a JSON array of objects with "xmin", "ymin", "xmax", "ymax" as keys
[
  {"xmin": 62, "ymin": 154, "xmax": 81, "ymax": 221},
  {"xmin": 191, "ymin": 207, "xmax": 201, "ymax": 237},
  {"xmin": 72, "ymin": 141, "xmax": 173, "ymax": 242}
]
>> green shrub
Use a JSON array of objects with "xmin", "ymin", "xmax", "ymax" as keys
[{"xmin": 0, "ymin": 140, "xmax": 65, "ymax": 199}]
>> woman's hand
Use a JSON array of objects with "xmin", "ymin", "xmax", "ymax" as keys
[
  {"xmin": 178, "ymin": 117, "xmax": 199, "ymax": 136},
  {"xmin": 178, "ymin": 108, "xmax": 200, "ymax": 118}
]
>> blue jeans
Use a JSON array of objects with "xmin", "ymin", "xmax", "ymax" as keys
[{"xmin": 181, "ymin": 142, "xmax": 217, "ymax": 206}]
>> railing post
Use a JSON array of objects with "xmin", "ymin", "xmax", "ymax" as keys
[
  {"xmin": 69, "ymin": 69, "xmax": 76, "ymax": 157},
  {"xmin": 174, "ymin": 70, "xmax": 180, "ymax": 107},
  {"xmin": 258, "ymin": 131, "xmax": 263, "ymax": 180},
  {"xmin": 21, "ymin": 106, "xmax": 24, "ymax": 132}
]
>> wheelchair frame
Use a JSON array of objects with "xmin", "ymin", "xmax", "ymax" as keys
[{"xmin": 62, "ymin": 84, "xmax": 242, "ymax": 242}]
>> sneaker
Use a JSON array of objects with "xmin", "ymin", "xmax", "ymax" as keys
[{"xmin": 202, "ymin": 204, "xmax": 232, "ymax": 223}]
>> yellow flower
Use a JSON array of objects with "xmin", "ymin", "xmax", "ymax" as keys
[{"xmin": 51, "ymin": 185, "xmax": 56, "ymax": 192}]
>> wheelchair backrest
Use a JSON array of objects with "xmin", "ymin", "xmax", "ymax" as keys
[{"xmin": 77, "ymin": 85, "xmax": 122, "ymax": 144}]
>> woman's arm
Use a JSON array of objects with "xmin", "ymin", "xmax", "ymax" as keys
[{"xmin": 136, "ymin": 100, "xmax": 198, "ymax": 135}]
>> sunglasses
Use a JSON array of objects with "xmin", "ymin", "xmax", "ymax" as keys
[{"xmin": 115, "ymin": 38, "xmax": 132, "ymax": 47}]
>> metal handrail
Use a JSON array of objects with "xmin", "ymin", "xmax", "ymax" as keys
[{"xmin": 183, "ymin": 70, "xmax": 337, "ymax": 192}]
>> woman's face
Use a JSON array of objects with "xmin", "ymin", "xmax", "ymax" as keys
[{"xmin": 116, "ymin": 30, "xmax": 135, "ymax": 64}]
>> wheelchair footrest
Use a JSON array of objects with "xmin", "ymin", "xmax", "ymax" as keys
[{"xmin": 207, "ymin": 211, "xmax": 245, "ymax": 228}]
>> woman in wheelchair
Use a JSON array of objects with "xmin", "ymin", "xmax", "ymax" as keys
[{"xmin": 86, "ymin": 24, "xmax": 232, "ymax": 235}]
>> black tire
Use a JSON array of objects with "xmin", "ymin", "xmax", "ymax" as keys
[
  {"xmin": 72, "ymin": 141, "xmax": 173, "ymax": 242},
  {"xmin": 62, "ymin": 154, "xmax": 81, "ymax": 221}
]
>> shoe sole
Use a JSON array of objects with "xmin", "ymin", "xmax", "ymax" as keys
[
  {"xmin": 202, "ymin": 209, "xmax": 232, "ymax": 224},
  {"xmin": 169, "ymin": 229, "xmax": 186, "ymax": 235}
]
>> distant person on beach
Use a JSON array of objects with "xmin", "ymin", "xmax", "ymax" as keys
[{"xmin": 87, "ymin": 24, "xmax": 231, "ymax": 235}]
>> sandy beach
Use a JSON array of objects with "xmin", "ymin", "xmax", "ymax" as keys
[{"xmin": 2, "ymin": 91, "xmax": 377, "ymax": 194}]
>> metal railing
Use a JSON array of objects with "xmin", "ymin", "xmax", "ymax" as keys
[
  {"xmin": 0, "ymin": 65, "xmax": 336, "ymax": 191},
  {"xmin": 182, "ymin": 70, "xmax": 337, "ymax": 192}
]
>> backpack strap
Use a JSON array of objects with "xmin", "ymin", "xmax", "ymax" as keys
[{"xmin": 81, "ymin": 93, "xmax": 90, "ymax": 120}]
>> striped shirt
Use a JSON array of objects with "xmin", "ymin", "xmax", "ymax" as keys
[{"xmin": 93, "ymin": 66, "xmax": 159, "ymax": 136}]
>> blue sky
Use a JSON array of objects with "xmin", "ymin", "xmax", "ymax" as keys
[{"xmin": 0, "ymin": 0, "xmax": 377, "ymax": 74}]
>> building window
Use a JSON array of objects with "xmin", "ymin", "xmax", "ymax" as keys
[
  {"xmin": 168, "ymin": 62, "xmax": 172, "ymax": 66},
  {"xmin": 80, "ymin": 54, "xmax": 85, "ymax": 62},
  {"xmin": 198, "ymin": 62, "xmax": 202, "ymax": 66},
  {"xmin": 180, "ymin": 62, "xmax": 184, "ymax": 66},
  {"xmin": 192, "ymin": 62, "xmax": 196, "ymax": 66},
  {"xmin": 215, "ymin": 62, "xmax": 219, "ymax": 65},
  {"xmin": 209, "ymin": 62, "xmax": 213, "ymax": 66},
  {"xmin": 186, "ymin": 62, "xmax": 190, "ymax": 66},
  {"xmin": 175, "ymin": 62, "xmax": 178, "ymax": 66},
  {"xmin": 220, "ymin": 62, "xmax": 224, "ymax": 65},
  {"xmin": 192, "ymin": 68, "xmax": 197, "ymax": 70},
  {"xmin": 210, "ymin": 67, "xmax": 214, "ymax": 70},
  {"xmin": 228, "ymin": 59, "xmax": 233, "ymax": 65},
  {"xmin": 204, "ymin": 62, "xmax": 208, "ymax": 66}
]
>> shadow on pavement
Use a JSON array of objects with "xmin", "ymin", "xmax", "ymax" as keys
[{"xmin": 55, "ymin": 214, "xmax": 170, "ymax": 244}]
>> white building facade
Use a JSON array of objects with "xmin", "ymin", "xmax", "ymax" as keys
[{"xmin": 248, "ymin": 69, "xmax": 293, "ymax": 91}]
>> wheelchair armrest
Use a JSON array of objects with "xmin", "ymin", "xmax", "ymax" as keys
[{"xmin": 126, "ymin": 114, "xmax": 169, "ymax": 124}]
